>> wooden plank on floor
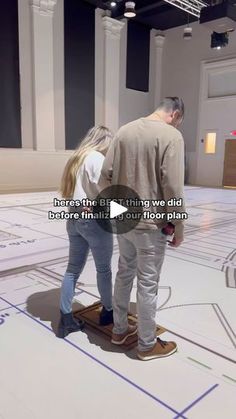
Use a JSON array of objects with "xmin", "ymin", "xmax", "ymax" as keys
[{"xmin": 74, "ymin": 302, "xmax": 166, "ymax": 350}]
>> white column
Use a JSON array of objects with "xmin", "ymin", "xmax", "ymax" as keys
[
  {"xmin": 53, "ymin": 0, "xmax": 65, "ymax": 150},
  {"xmin": 153, "ymin": 33, "xmax": 165, "ymax": 109},
  {"xmin": 95, "ymin": 9, "xmax": 105, "ymax": 126},
  {"xmin": 31, "ymin": 0, "xmax": 57, "ymax": 151},
  {"xmin": 102, "ymin": 16, "xmax": 125, "ymax": 133},
  {"xmin": 18, "ymin": 0, "xmax": 34, "ymax": 149}
]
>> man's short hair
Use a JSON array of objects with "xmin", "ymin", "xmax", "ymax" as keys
[{"xmin": 157, "ymin": 97, "xmax": 184, "ymax": 118}]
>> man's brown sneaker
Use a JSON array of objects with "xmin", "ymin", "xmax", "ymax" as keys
[
  {"xmin": 111, "ymin": 324, "xmax": 137, "ymax": 345},
  {"xmin": 137, "ymin": 338, "xmax": 177, "ymax": 360}
]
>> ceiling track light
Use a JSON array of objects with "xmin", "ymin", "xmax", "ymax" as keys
[
  {"xmin": 183, "ymin": 13, "xmax": 192, "ymax": 40},
  {"xmin": 124, "ymin": 2, "xmax": 136, "ymax": 18},
  {"xmin": 183, "ymin": 26, "xmax": 193, "ymax": 39}
]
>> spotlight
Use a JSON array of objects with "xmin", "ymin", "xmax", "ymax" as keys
[
  {"xmin": 211, "ymin": 31, "xmax": 229, "ymax": 49},
  {"xmin": 183, "ymin": 27, "xmax": 192, "ymax": 40},
  {"xmin": 124, "ymin": 2, "xmax": 136, "ymax": 18},
  {"xmin": 110, "ymin": 1, "xmax": 117, "ymax": 7}
]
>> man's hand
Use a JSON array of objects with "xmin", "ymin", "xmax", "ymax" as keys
[
  {"xmin": 167, "ymin": 235, "xmax": 183, "ymax": 248},
  {"xmin": 82, "ymin": 206, "xmax": 92, "ymax": 213}
]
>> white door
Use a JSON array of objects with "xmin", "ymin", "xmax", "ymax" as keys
[{"xmin": 196, "ymin": 58, "xmax": 236, "ymax": 186}]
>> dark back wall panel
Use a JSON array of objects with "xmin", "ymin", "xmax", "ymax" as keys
[
  {"xmin": 0, "ymin": 0, "xmax": 22, "ymax": 148},
  {"xmin": 126, "ymin": 21, "xmax": 150, "ymax": 93},
  {"xmin": 64, "ymin": 0, "xmax": 95, "ymax": 150}
]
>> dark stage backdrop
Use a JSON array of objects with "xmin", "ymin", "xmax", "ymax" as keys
[
  {"xmin": 64, "ymin": 0, "xmax": 95, "ymax": 150},
  {"xmin": 126, "ymin": 21, "xmax": 150, "ymax": 93},
  {"xmin": 0, "ymin": 0, "xmax": 22, "ymax": 148}
]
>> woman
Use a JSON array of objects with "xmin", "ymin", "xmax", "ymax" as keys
[{"xmin": 57, "ymin": 126, "xmax": 114, "ymax": 338}]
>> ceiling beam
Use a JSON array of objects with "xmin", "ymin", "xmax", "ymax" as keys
[{"xmin": 164, "ymin": 0, "xmax": 207, "ymax": 18}]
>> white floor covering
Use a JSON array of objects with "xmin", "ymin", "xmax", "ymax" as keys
[{"xmin": 0, "ymin": 186, "xmax": 236, "ymax": 419}]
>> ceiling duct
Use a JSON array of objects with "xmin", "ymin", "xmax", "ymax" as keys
[{"xmin": 200, "ymin": 0, "xmax": 236, "ymax": 32}]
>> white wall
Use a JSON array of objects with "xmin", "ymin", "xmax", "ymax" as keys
[
  {"xmin": 161, "ymin": 21, "xmax": 236, "ymax": 184},
  {"xmin": 0, "ymin": 0, "xmax": 69, "ymax": 193},
  {"xmin": 1, "ymin": 4, "xmax": 158, "ymax": 193},
  {"xmin": 196, "ymin": 59, "xmax": 236, "ymax": 186},
  {"xmin": 8, "ymin": 5, "xmax": 234, "ymax": 190},
  {"xmin": 0, "ymin": 149, "xmax": 71, "ymax": 192}
]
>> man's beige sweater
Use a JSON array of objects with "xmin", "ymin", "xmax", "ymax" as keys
[{"xmin": 100, "ymin": 118, "xmax": 186, "ymax": 240}]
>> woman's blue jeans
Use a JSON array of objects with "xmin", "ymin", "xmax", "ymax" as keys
[{"xmin": 60, "ymin": 219, "xmax": 113, "ymax": 314}]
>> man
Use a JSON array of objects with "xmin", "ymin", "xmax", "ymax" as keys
[{"xmin": 101, "ymin": 97, "xmax": 185, "ymax": 360}]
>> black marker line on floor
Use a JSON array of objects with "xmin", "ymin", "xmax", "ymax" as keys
[{"xmin": 187, "ymin": 357, "xmax": 212, "ymax": 370}]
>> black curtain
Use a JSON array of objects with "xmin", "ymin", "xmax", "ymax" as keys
[
  {"xmin": 0, "ymin": 0, "xmax": 22, "ymax": 148},
  {"xmin": 126, "ymin": 21, "xmax": 150, "ymax": 92},
  {"xmin": 64, "ymin": 0, "xmax": 95, "ymax": 149}
]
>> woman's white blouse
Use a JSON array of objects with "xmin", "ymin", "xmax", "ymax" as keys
[{"xmin": 73, "ymin": 150, "xmax": 105, "ymax": 201}]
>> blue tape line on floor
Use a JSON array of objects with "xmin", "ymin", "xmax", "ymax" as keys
[
  {"xmin": 173, "ymin": 383, "xmax": 219, "ymax": 418},
  {"xmin": 0, "ymin": 295, "xmax": 186, "ymax": 418}
]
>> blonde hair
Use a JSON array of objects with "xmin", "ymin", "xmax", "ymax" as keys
[{"xmin": 60, "ymin": 126, "xmax": 113, "ymax": 199}]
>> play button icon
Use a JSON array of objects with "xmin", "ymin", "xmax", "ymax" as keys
[
  {"xmin": 93, "ymin": 184, "xmax": 143, "ymax": 234},
  {"xmin": 110, "ymin": 201, "xmax": 128, "ymax": 219}
]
